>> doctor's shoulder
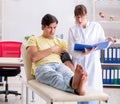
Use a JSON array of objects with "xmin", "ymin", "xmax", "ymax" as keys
[
  {"xmin": 90, "ymin": 21, "xmax": 103, "ymax": 28},
  {"xmin": 69, "ymin": 24, "xmax": 80, "ymax": 32}
]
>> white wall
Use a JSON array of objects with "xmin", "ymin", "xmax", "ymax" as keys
[{"xmin": 4, "ymin": 0, "xmax": 92, "ymax": 42}]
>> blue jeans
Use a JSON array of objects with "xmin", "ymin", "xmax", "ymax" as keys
[
  {"xmin": 77, "ymin": 101, "xmax": 96, "ymax": 104},
  {"xmin": 35, "ymin": 62, "xmax": 74, "ymax": 93}
]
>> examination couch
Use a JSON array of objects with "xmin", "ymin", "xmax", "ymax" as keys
[{"xmin": 21, "ymin": 44, "xmax": 109, "ymax": 104}]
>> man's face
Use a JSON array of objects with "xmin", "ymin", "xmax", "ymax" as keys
[{"xmin": 43, "ymin": 22, "xmax": 57, "ymax": 39}]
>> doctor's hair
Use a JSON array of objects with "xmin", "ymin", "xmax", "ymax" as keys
[
  {"xmin": 74, "ymin": 4, "xmax": 87, "ymax": 16},
  {"xmin": 41, "ymin": 14, "xmax": 58, "ymax": 27}
]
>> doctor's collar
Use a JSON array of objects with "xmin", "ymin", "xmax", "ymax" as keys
[{"xmin": 78, "ymin": 21, "xmax": 89, "ymax": 28}]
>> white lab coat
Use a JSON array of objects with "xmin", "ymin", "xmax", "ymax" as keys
[{"xmin": 68, "ymin": 21, "xmax": 105, "ymax": 91}]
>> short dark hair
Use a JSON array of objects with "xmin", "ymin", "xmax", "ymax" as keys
[
  {"xmin": 41, "ymin": 14, "xmax": 58, "ymax": 26},
  {"xmin": 74, "ymin": 4, "xmax": 87, "ymax": 16}
]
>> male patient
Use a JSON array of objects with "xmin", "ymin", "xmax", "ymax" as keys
[{"xmin": 26, "ymin": 13, "xmax": 88, "ymax": 95}]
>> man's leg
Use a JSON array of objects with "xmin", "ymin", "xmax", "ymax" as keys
[
  {"xmin": 72, "ymin": 64, "xmax": 84, "ymax": 89},
  {"xmin": 35, "ymin": 63, "xmax": 74, "ymax": 93},
  {"xmin": 77, "ymin": 71, "xmax": 88, "ymax": 95},
  {"xmin": 61, "ymin": 52, "xmax": 87, "ymax": 94},
  {"xmin": 72, "ymin": 64, "xmax": 88, "ymax": 95}
]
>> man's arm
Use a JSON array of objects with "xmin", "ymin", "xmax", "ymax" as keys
[
  {"xmin": 26, "ymin": 46, "xmax": 62, "ymax": 62},
  {"xmin": 26, "ymin": 46, "xmax": 52, "ymax": 62}
]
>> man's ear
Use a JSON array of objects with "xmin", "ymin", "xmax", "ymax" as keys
[{"xmin": 42, "ymin": 25, "xmax": 45, "ymax": 30}]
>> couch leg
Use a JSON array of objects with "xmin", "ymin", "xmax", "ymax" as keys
[
  {"xmin": 26, "ymin": 86, "xmax": 29, "ymax": 104},
  {"xmin": 31, "ymin": 91, "xmax": 35, "ymax": 102}
]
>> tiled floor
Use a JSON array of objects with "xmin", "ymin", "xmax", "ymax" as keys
[
  {"xmin": 0, "ymin": 76, "xmax": 22, "ymax": 104},
  {"xmin": 0, "ymin": 76, "xmax": 45, "ymax": 104},
  {"xmin": 0, "ymin": 74, "xmax": 120, "ymax": 104},
  {"xmin": 0, "ymin": 75, "xmax": 77, "ymax": 104}
]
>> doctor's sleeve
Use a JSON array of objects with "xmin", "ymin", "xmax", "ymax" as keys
[
  {"xmin": 68, "ymin": 28, "xmax": 82, "ymax": 59},
  {"xmin": 98, "ymin": 24, "xmax": 106, "ymax": 42}
]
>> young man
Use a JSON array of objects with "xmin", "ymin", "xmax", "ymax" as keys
[{"xmin": 26, "ymin": 14, "xmax": 88, "ymax": 95}]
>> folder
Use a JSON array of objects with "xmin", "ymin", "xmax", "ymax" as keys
[
  {"xmin": 110, "ymin": 68, "xmax": 114, "ymax": 84},
  {"xmin": 0, "ymin": 76, "xmax": 2, "ymax": 82},
  {"xmin": 102, "ymin": 68, "xmax": 107, "ymax": 84},
  {"xmin": 116, "ymin": 47, "xmax": 120, "ymax": 63},
  {"xmin": 74, "ymin": 41, "xmax": 111, "ymax": 52},
  {"xmin": 100, "ymin": 50, "xmax": 103, "ymax": 62},
  {"xmin": 106, "ymin": 68, "xmax": 110, "ymax": 84},
  {"xmin": 108, "ymin": 47, "xmax": 112, "ymax": 63},
  {"xmin": 104, "ymin": 49, "xmax": 108, "ymax": 63},
  {"xmin": 112, "ymin": 47, "xmax": 116, "ymax": 63},
  {"xmin": 118, "ymin": 69, "xmax": 120, "ymax": 84},
  {"xmin": 114, "ymin": 68, "xmax": 118, "ymax": 84}
]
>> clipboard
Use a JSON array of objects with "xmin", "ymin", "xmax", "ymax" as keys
[{"xmin": 74, "ymin": 41, "xmax": 112, "ymax": 52}]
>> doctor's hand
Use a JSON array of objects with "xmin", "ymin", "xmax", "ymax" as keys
[
  {"xmin": 80, "ymin": 47, "xmax": 97, "ymax": 56},
  {"xmin": 106, "ymin": 37, "xmax": 116, "ymax": 44}
]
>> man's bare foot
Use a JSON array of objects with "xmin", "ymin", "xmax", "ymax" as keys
[
  {"xmin": 77, "ymin": 72, "xmax": 88, "ymax": 95},
  {"xmin": 72, "ymin": 64, "xmax": 84, "ymax": 89}
]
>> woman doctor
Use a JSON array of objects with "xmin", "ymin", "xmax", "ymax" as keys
[{"xmin": 68, "ymin": 4, "xmax": 115, "ymax": 104}]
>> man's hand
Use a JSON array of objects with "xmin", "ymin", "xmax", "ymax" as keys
[{"xmin": 51, "ymin": 46, "xmax": 64, "ymax": 54}]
